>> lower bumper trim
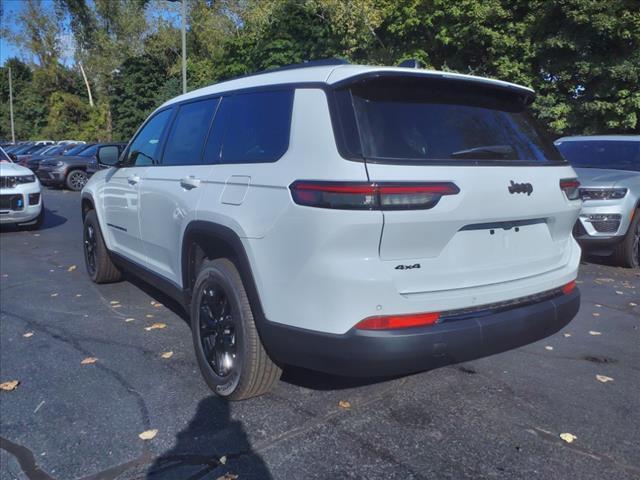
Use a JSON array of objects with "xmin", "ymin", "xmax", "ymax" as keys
[{"xmin": 259, "ymin": 289, "xmax": 580, "ymax": 377}]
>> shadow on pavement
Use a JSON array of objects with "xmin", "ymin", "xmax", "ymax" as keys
[
  {"xmin": 282, "ymin": 365, "xmax": 400, "ymax": 391},
  {"xmin": 146, "ymin": 396, "xmax": 272, "ymax": 480},
  {"xmin": 0, "ymin": 206, "xmax": 67, "ymax": 232}
]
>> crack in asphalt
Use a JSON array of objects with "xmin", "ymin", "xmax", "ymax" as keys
[
  {"xmin": 525, "ymin": 426, "xmax": 640, "ymax": 477},
  {"xmin": 0, "ymin": 436, "xmax": 56, "ymax": 480},
  {"xmin": 0, "ymin": 308, "xmax": 152, "ymax": 428}
]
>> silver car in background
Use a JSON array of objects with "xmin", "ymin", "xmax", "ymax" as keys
[{"xmin": 555, "ymin": 135, "xmax": 639, "ymax": 268}]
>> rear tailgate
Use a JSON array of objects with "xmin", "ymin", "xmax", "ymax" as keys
[
  {"xmin": 332, "ymin": 72, "xmax": 581, "ymax": 295},
  {"xmin": 368, "ymin": 163, "xmax": 579, "ymax": 294}
]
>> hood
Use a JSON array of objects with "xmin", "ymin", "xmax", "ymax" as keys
[
  {"xmin": 574, "ymin": 168, "xmax": 640, "ymax": 188},
  {"xmin": 0, "ymin": 162, "xmax": 33, "ymax": 176}
]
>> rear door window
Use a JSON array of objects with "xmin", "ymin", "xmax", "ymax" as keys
[
  {"xmin": 162, "ymin": 98, "xmax": 219, "ymax": 166},
  {"xmin": 336, "ymin": 76, "xmax": 563, "ymax": 164},
  {"xmin": 219, "ymin": 90, "xmax": 294, "ymax": 164}
]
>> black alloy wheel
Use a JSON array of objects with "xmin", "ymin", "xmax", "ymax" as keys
[{"xmin": 198, "ymin": 282, "xmax": 237, "ymax": 377}]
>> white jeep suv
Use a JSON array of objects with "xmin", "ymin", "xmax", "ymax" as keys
[
  {"xmin": 82, "ymin": 61, "xmax": 582, "ymax": 400},
  {"xmin": 0, "ymin": 147, "xmax": 44, "ymax": 229}
]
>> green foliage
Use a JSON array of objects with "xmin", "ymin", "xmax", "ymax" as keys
[{"xmin": 2, "ymin": 0, "xmax": 638, "ymax": 141}]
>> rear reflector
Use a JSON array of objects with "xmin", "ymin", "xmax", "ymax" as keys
[
  {"xmin": 560, "ymin": 178, "xmax": 580, "ymax": 200},
  {"xmin": 355, "ymin": 312, "xmax": 440, "ymax": 330},
  {"xmin": 562, "ymin": 280, "xmax": 577, "ymax": 295},
  {"xmin": 289, "ymin": 181, "xmax": 459, "ymax": 210}
]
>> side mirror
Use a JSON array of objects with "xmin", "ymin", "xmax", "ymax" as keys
[{"xmin": 97, "ymin": 145, "xmax": 120, "ymax": 167}]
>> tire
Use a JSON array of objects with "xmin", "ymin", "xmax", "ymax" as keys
[
  {"xmin": 22, "ymin": 205, "xmax": 45, "ymax": 231},
  {"xmin": 612, "ymin": 209, "xmax": 639, "ymax": 268},
  {"xmin": 191, "ymin": 258, "xmax": 281, "ymax": 400},
  {"xmin": 83, "ymin": 210, "xmax": 122, "ymax": 283},
  {"xmin": 66, "ymin": 169, "xmax": 88, "ymax": 191}
]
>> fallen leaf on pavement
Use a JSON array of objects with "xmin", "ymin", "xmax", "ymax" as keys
[
  {"xmin": 138, "ymin": 429, "xmax": 158, "ymax": 440},
  {"xmin": 219, "ymin": 455, "xmax": 227, "ymax": 465},
  {"xmin": 595, "ymin": 304, "xmax": 602, "ymax": 308},
  {"xmin": 145, "ymin": 314, "xmax": 154, "ymax": 319},
  {"xmin": 23, "ymin": 332, "xmax": 34, "ymax": 338},
  {"xmin": 338, "ymin": 400, "xmax": 351, "ymax": 409},
  {"xmin": 75, "ymin": 294, "xmax": 82, "ymax": 297},
  {"xmin": 0, "ymin": 380, "xmax": 19, "ymax": 391},
  {"xmin": 563, "ymin": 333, "xmax": 571, "ymax": 338},
  {"xmin": 110, "ymin": 300, "xmax": 120, "ymax": 305},
  {"xmin": 50, "ymin": 293, "xmax": 58, "ymax": 297},
  {"xmin": 630, "ymin": 302, "xmax": 637, "ymax": 307},
  {"xmin": 615, "ymin": 291, "xmax": 623, "ymax": 295},
  {"xmin": 125, "ymin": 318, "xmax": 135, "ymax": 322},
  {"xmin": 216, "ymin": 474, "xmax": 238, "ymax": 480},
  {"xmin": 80, "ymin": 357, "xmax": 98, "ymax": 365},
  {"xmin": 596, "ymin": 375, "xmax": 614, "ymax": 383},
  {"xmin": 145, "ymin": 323, "xmax": 166, "ymax": 331},
  {"xmin": 545, "ymin": 346, "xmax": 554, "ymax": 351},
  {"xmin": 560, "ymin": 432, "xmax": 577, "ymax": 443},
  {"xmin": 589, "ymin": 331, "xmax": 602, "ymax": 336},
  {"xmin": 67, "ymin": 265, "xmax": 77, "ymax": 272},
  {"xmin": 595, "ymin": 278, "xmax": 614, "ymax": 283},
  {"xmin": 112, "ymin": 304, "xmax": 122, "ymax": 309},
  {"xmin": 160, "ymin": 351, "xmax": 173, "ymax": 359},
  {"xmin": 592, "ymin": 312, "xmax": 600, "ymax": 317}
]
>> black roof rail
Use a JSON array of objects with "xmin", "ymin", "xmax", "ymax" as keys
[
  {"xmin": 263, "ymin": 58, "xmax": 350, "ymax": 74},
  {"xmin": 398, "ymin": 59, "xmax": 422, "ymax": 69},
  {"xmin": 217, "ymin": 58, "xmax": 350, "ymax": 85}
]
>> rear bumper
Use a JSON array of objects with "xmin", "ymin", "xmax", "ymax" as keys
[{"xmin": 260, "ymin": 288, "xmax": 580, "ymax": 377}]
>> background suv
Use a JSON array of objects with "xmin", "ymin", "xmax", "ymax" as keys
[
  {"xmin": 555, "ymin": 135, "xmax": 639, "ymax": 268},
  {"xmin": 0, "ymin": 147, "xmax": 44, "ymax": 229},
  {"xmin": 38, "ymin": 143, "xmax": 101, "ymax": 190},
  {"xmin": 81, "ymin": 61, "xmax": 582, "ymax": 400}
]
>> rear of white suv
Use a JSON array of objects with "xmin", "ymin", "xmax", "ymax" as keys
[{"xmin": 82, "ymin": 62, "xmax": 581, "ymax": 400}]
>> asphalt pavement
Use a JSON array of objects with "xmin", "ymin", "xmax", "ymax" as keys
[{"xmin": 1, "ymin": 188, "xmax": 639, "ymax": 480}]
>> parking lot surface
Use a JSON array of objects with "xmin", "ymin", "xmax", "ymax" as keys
[{"xmin": 1, "ymin": 189, "xmax": 639, "ymax": 480}]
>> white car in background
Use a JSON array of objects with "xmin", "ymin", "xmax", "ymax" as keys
[{"xmin": 0, "ymin": 147, "xmax": 44, "ymax": 229}]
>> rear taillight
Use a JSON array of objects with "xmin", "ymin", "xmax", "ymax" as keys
[
  {"xmin": 289, "ymin": 181, "xmax": 459, "ymax": 210},
  {"xmin": 355, "ymin": 311, "xmax": 440, "ymax": 330},
  {"xmin": 562, "ymin": 280, "xmax": 577, "ymax": 295},
  {"xmin": 560, "ymin": 178, "xmax": 580, "ymax": 200}
]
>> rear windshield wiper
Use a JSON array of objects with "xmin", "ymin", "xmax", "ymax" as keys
[{"xmin": 450, "ymin": 145, "xmax": 515, "ymax": 159}]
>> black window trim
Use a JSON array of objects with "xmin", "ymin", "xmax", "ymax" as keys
[{"xmin": 122, "ymin": 78, "xmax": 568, "ymax": 170}]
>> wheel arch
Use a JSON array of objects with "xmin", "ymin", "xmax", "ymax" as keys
[{"xmin": 181, "ymin": 221, "xmax": 267, "ymax": 325}]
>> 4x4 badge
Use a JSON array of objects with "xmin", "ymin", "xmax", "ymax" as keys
[
  {"xmin": 508, "ymin": 181, "xmax": 533, "ymax": 196},
  {"xmin": 395, "ymin": 263, "xmax": 421, "ymax": 270}
]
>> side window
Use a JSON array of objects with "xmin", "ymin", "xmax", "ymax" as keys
[
  {"xmin": 202, "ymin": 96, "xmax": 232, "ymax": 164},
  {"xmin": 125, "ymin": 108, "xmax": 173, "ymax": 166},
  {"xmin": 220, "ymin": 90, "xmax": 294, "ymax": 164},
  {"xmin": 162, "ymin": 98, "xmax": 219, "ymax": 166}
]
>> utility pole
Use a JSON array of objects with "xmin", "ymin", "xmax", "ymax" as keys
[
  {"xmin": 181, "ymin": 0, "xmax": 187, "ymax": 94},
  {"xmin": 168, "ymin": 0, "xmax": 187, "ymax": 94},
  {"xmin": 8, "ymin": 66, "xmax": 15, "ymax": 143}
]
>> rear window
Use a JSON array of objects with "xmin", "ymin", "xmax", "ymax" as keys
[
  {"xmin": 335, "ymin": 76, "xmax": 563, "ymax": 164},
  {"xmin": 555, "ymin": 140, "xmax": 639, "ymax": 172}
]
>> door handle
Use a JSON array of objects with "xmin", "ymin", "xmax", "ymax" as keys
[
  {"xmin": 180, "ymin": 176, "xmax": 201, "ymax": 190},
  {"xmin": 127, "ymin": 175, "xmax": 140, "ymax": 185}
]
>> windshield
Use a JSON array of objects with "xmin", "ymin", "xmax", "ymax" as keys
[
  {"xmin": 555, "ymin": 140, "xmax": 639, "ymax": 172},
  {"xmin": 0, "ymin": 148, "xmax": 11, "ymax": 163},
  {"xmin": 79, "ymin": 144, "xmax": 99, "ymax": 157},
  {"xmin": 335, "ymin": 76, "xmax": 563, "ymax": 164},
  {"xmin": 64, "ymin": 144, "xmax": 93, "ymax": 156}
]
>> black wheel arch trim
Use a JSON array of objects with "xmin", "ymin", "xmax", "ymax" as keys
[{"xmin": 181, "ymin": 221, "xmax": 268, "ymax": 328}]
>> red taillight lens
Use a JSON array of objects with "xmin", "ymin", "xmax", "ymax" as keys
[
  {"xmin": 560, "ymin": 178, "xmax": 580, "ymax": 200},
  {"xmin": 562, "ymin": 280, "xmax": 577, "ymax": 295},
  {"xmin": 355, "ymin": 312, "xmax": 440, "ymax": 330},
  {"xmin": 289, "ymin": 181, "xmax": 459, "ymax": 210}
]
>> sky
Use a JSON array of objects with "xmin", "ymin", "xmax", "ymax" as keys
[
  {"xmin": 0, "ymin": 0, "xmax": 33, "ymax": 65},
  {"xmin": 0, "ymin": 0, "xmax": 181, "ymax": 67}
]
